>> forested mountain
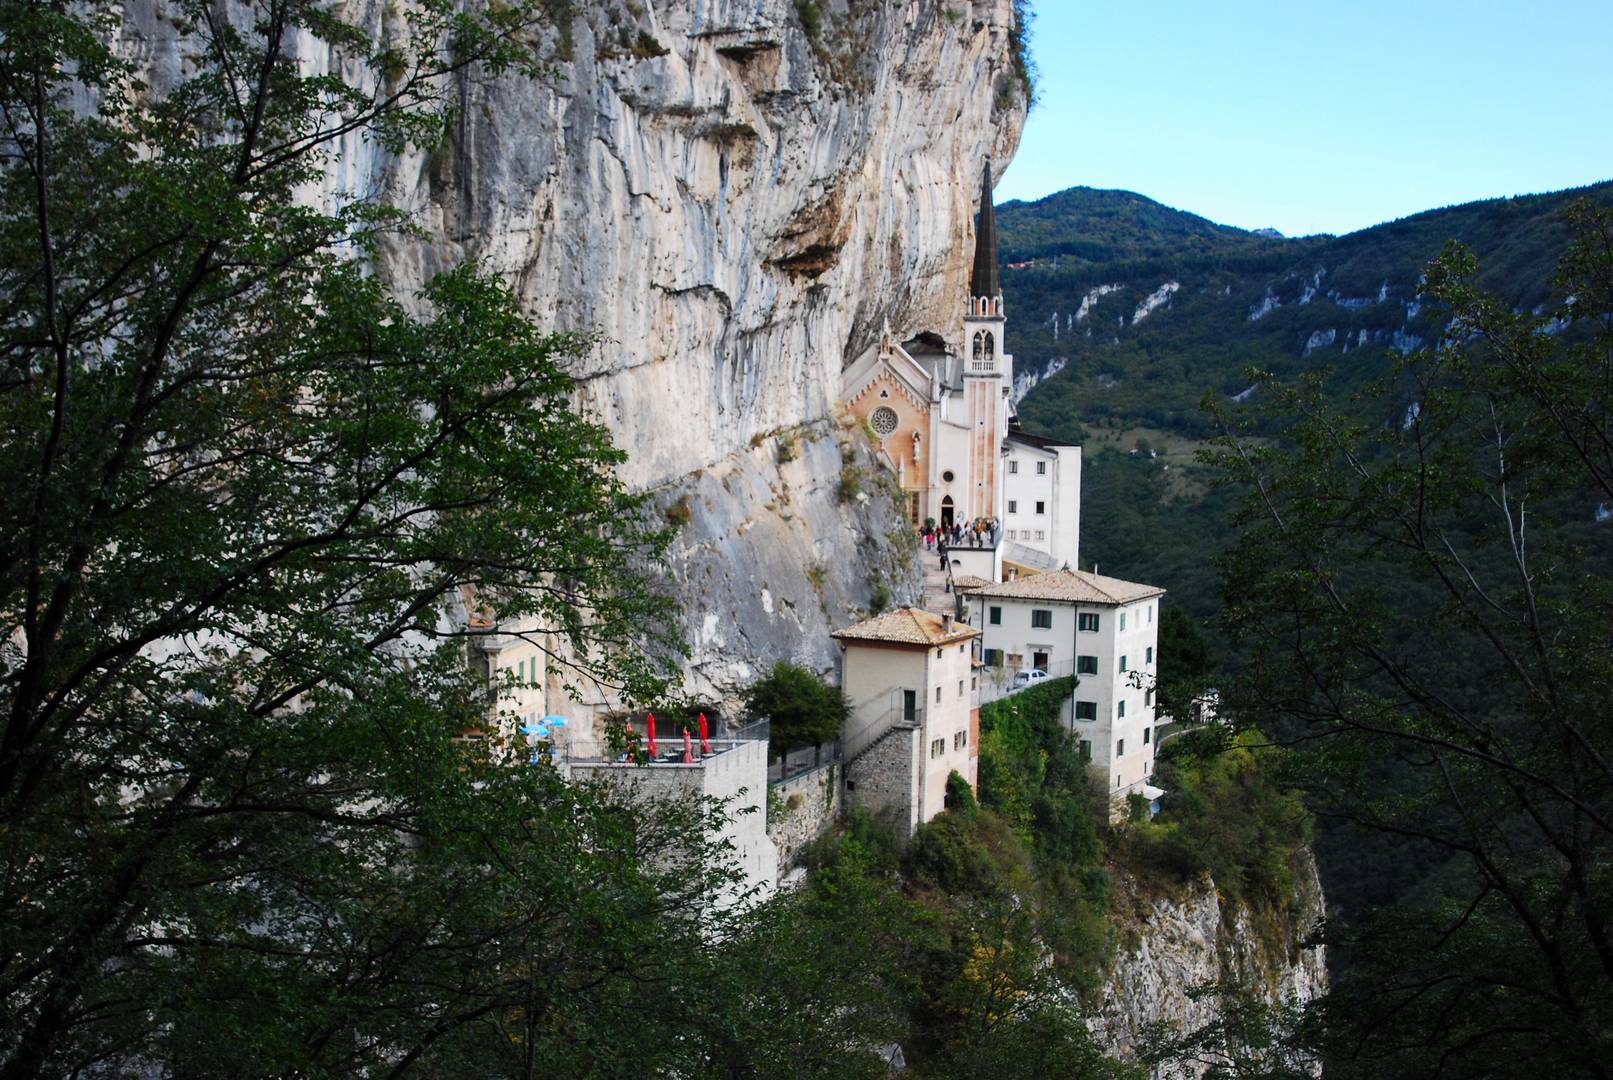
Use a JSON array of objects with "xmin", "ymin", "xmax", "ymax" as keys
[{"xmin": 1003, "ymin": 181, "xmax": 1613, "ymax": 614}]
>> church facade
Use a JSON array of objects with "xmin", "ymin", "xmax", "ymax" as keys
[{"xmin": 841, "ymin": 161, "xmax": 1080, "ymax": 581}]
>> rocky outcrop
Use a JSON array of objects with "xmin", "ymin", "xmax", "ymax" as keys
[
  {"xmin": 113, "ymin": 0, "xmax": 1027, "ymax": 700},
  {"xmin": 1093, "ymin": 852, "xmax": 1328, "ymax": 1078}
]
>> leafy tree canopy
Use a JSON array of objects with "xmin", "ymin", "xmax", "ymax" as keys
[{"xmin": 743, "ymin": 661, "xmax": 849, "ymax": 751}]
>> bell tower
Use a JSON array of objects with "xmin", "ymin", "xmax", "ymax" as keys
[{"xmin": 963, "ymin": 158, "xmax": 1010, "ymax": 522}]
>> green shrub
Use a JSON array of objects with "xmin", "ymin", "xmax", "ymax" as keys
[
  {"xmin": 744, "ymin": 661, "xmax": 848, "ymax": 751},
  {"xmin": 945, "ymin": 770, "xmax": 978, "ymax": 816}
]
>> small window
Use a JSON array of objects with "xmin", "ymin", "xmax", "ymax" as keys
[
  {"xmin": 1035, "ymin": 501, "xmax": 1046, "ymax": 515},
  {"xmin": 971, "ymin": 675, "xmax": 977, "ymax": 690},
  {"xmin": 1118, "ymin": 700, "xmax": 1126, "ymax": 719},
  {"xmin": 870, "ymin": 406, "xmax": 899, "ymax": 436},
  {"xmin": 1031, "ymin": 609, "xmax": 1053, "ymax": 629},
  {"xmin": 1036, "ymin": 461, "xmax": 1047, "ymax": 475},
  {"xmin": 1078, "ymin": 739, "xmax": 1092, "ymax": 760},
  {"xmin": 1007, "ymin": 499, "xmax": 1018, "ymax": 514},
  {"xmin": 1074, "ymin": 701, "xmax": 1097, "ymax": 721},
  {"xmin": 935, "ymin": 686, "xmax": 942, "ymax": 703},
  {"xmin": 1146, "ymin": 646, "xmax": 1154, "ymax": 664},
  {"xmin": 1077, "ymin": 655, "xmax": 1098, "ymax": 675},
  {"xmin": 989, "ymin": 606, "xmax": 1002, "ymax": 625},
  {"xmin": 959, "ymin": 644, "xmax": 966, "ymax": 653},
  {"xmin": 930, "ymin": 738, "xmax": 945, "ymax": 759},
  {"xmin": 1120, "ymin": 612, "xmax": 1127, "ymax": 632},
  {"xmin": 1143, "ymin": 727, "xmax": 1152, "ymax": 745},
  {"xmin": 1145, "ymin": 688, "xmax": 1154, "ymax": 705},
  {"xmin": 1148, "ymin": 604, "xmax": 1154, "ymax": 624},
  {"xmin": 984, "ymin": 648, "xmax": 1003, "ymax": 666},
  {"xmin": 1078, "ymin": 612, "xmax": 1100, "ymax": 632},
  {"xmin": 954, "ymin": 730, "xmax": 968, "ymax": 750},
  {"xmin": 1035, "ymin": 530, "xmax": 1045, "ymax": 541},
  {"xmin": 958, "ymin": 679, "xmax": 964, "ymax": 698},
  {"xmin": 1117, "ymin": 738, "xmax": 1126, "ymax": 757},
  {"xmin": 1119, "ymin": 655, "xmax": 1128, "ymax": 673},
  {"xmin": 1008, "ymin": 460, "xmax": 1019, "ymax": 474},
  {"xmin": 942, "ymin": 470, "xmax": 955, "ymax": 483}
]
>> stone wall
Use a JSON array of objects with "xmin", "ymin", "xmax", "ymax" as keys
[
  {"xmin": 845, "ymin": 724, "xmax": 921, "ymax": 839},
  {"xmin": 768, "ymin": 763, "xmax": 844, "ymax": 869}
]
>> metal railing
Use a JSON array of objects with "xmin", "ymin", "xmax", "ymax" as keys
[
  {"xmin": 977, "ymin": 657, "xmax": 1079, "ymax": 705},
  {"xmin": 767, "ymin": 739, "xmax": 841, "ymax": 784}
]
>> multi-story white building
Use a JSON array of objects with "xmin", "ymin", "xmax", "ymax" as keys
[
  {"xmin": 1001, "ymin": 427, "xmax": 1080, "ymax": 574},
  {"xmin": 833, "ymin": 608, "xmax": 980, "ymax": 837},
  {"xmin": 969, "ymin": 569, "xmax": 1165, "ymax": 798}
]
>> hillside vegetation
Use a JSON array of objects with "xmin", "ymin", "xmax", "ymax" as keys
[{"xmin": 1003, "ymin": 181, "xmax": 1613, "ymax": 615}]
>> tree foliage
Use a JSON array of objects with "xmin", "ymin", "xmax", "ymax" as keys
[
  {"xmin": 743, "ymin": 660, "xmax": 849, "ymax": 751},
  {"xmin": 0, "ymin": 0, "xmax": 713, "ymax": 1074},
  {"xmin": 1210, "ymin": 201, "xmax": 1613, "ymax": 1078}
]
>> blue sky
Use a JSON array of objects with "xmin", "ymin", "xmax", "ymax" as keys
[{"xmin": 998, "ymin": 1, "xmax": 1613, "ymax": 237}]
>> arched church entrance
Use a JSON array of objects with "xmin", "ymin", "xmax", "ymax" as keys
[{"xmin": 940, "ymin": 496, "xmax": 955, "ymax": 530}]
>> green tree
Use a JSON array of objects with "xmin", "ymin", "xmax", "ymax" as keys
[
  {"xmin": 743, "ymin": 661, "xmax": 850, "ymax": 751},
  {"xmin": 1210, "ymin": 202, "xmax": 1613, "ymax": 1078},
  {"xmin": 0, "ymin": 0, "xmax": 722, "ymax": 1074}
]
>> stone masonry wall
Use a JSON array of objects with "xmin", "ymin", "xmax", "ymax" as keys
[
  {"xmin": 845, "ymin": 724, "xmax": 921, "ymax": 839},
  {"xmin": 768, "ymin": 763, "xmax": 844, "ymax": 869}
]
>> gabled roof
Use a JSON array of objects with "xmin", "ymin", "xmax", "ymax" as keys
[
  {"xmin": 832, "ymin": 607, "xmax": 979, "ymax": 647},
  {"xmin": 973, "ymin": 569, "xmax": 1165, "ymax": 606},
  {"xmin": 952, "ymin": 575, "xmax": 994, "ymax": 592}
]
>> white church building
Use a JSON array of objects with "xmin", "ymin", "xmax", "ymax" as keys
[{"xmin": 841, "ymin": 161, "xmax": 1080, "ymax": 582}]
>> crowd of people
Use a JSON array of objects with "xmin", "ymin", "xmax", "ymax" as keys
[{"xmin": 919, "ymin": 516, "xmax": 999, "ymax": 552}]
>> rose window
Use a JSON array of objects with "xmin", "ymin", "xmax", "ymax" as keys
[{"xmin": 870, "ymin": 406, "xmax": 899, "ymax": 436}]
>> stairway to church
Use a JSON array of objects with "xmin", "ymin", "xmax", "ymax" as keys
[{"xmin": 920, "ymin": 551, "xmax": 954, "ymax": 617}]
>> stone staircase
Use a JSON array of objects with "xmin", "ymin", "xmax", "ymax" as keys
[{"xmin": 920, "ymin": 548, "xmax": 953, "ymax": 617}]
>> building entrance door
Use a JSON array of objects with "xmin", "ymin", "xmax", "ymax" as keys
[
  {"xmin": 940, "ymin": 496, "xmax": 954, "ymax": 530},
  {"xmin": 1033, "ymin": 651, "xmax": 1049, "ymax": 672}
]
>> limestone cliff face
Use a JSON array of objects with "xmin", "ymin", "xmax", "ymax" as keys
[
  {"xmin": 1094, "ymin": 852, "xmax": 1328, "ymax": 1078},
  {"xmin": 408, "ymin": 0, "xmax": 1024, "ymax": 693},
  {"xmin": 115, "ymin": 0, "xmax": 1025, "ymax": 695}
]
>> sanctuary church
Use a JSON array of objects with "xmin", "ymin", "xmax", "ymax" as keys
[{"xmin": 841, "ymin": 160, "xmax": 1081, "ymax": 583}]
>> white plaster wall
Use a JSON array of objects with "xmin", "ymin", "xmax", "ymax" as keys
[
  {"xmin": 919, "ymin": 639, "xmax": 977, "ymax": 822},
  {"xmin": 842, "ymin": 644, "xmax": 927, "ymax": 761}
]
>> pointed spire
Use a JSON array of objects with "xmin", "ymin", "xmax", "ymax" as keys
[{"xmin": 969, "ymin": 157, "xmax": 1000, "ymax": 301}]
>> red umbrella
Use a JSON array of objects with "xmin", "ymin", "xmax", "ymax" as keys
[
  {"xmin": 682, "ymin": 727, "xmax": 693, "ymax": 764},
  {"xmin": 698, "ymin": 712, "xmax": 711, "ymax": 755},
  {"xmin": 645, "ymin": 711, "xmax": 658, "ymax": 758}
]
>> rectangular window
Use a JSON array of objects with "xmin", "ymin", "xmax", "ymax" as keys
[
  {"xmin": 1008, "ymin": 460, "xmax": 1019, "ymax": 474},
  {"xmin": 1146, "ymin": 646, "xmax": 1154, "ymax": 664},
  {"xmin": 984, "ymin": 648, "xmax": 1003, "ymax": 666},
  {"xmin": 1117, "ymin": 738, "xmax": 1125, "ymax": 757},
  {"xmin": 1118, "ymin": 700, "xmax": 1126, "ymax": 719},
  {"xmin": 1078, "ymin": 612, "xmax": 1099, "ymax": 632},
  {"xmin": 1078, "ymin": 739, "xmax": 1092, "ymax": 760},
  {"xmin": 958, "ymin": 679, "xmax": 965, "ymax": 698},
  {"xmin": 1035, "ymin": 530, "xmax": 1045, "ymax": 541},
  {"xmin": 1007, "ymin": 652, "xmax": 1023, "ymax": 668},
  {"xmin": 1035, "ymin": 500, "xmax": 1046, "ymax": 515},
  {"xmin": 1119, "ymin": 655, "xmax": 1128, "ymax": 673},
  {"xmin": 1120, "ymin": 611, "xmax": 1127, "ymax": 632},
  {"xmin": 930, "ymin": 738, "xmax": 945, "ymax": 759},
  {"xmin": 935, "ymin": 686, "xmax": 942, "ymax": 703},
  {"xmin": 1074, "ymin": 701, "xmax": 1097, "ymax": 721},
  {"xmin": 1148, "ymin": 604, "xmax": 1153, "ymax": 624},
  {"xmin": 1143, "ymin": 727, "xmax": 1152, "ymax": 744},
  {"xmin": 1031, "ymin": 609, "xmax": 1053, "ymax": 629},
  {"xmin": 1036, "ymin": 461, "xmax": 1047, "ymax": 475},
  {"xmin": 1076, "ymin": 655, "xmax": 1098, "ymax": 675},
  {"xmin": 1145, "ymin": 688, "xmax": 1154, "ymax": 705},
  {"xmin": 1007, "ymin": 499, "xmax": 1018, "ymax": 514},
  {"xmin": 954, "ymin": 730, "xmax": 968, "ymax": 750},
  {"xmin": 989, "ymin": 605, "xmax": 1002, "ymax": 625},
  {"xmin": 971, "ymin": 675, "xmax": 977, "ymax": 690}
]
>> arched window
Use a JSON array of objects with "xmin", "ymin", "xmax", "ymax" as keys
[
  {"xmin": 870, "ymin": 406, "xmax": 899, "ymax": 436},
  {"xmin": 983, "ymin": 331, "xmax": 995, "ymax": 360},
  {"xmin": 972, "ymin": 331, "xmax": 983, "ymax": 366}
]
